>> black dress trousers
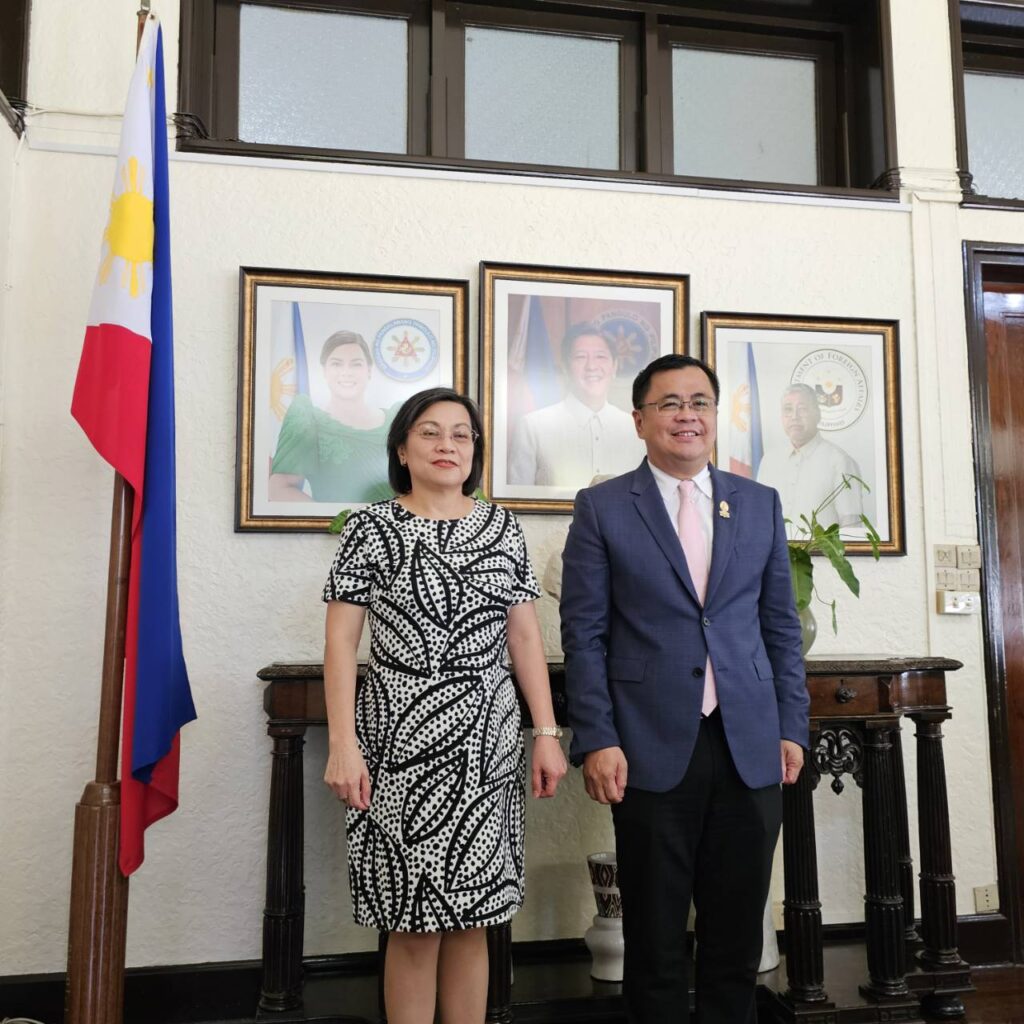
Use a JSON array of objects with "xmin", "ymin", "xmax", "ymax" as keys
[{"xmin": 611, "ymin": 710, "xmax": 783, "ymax": 1024}]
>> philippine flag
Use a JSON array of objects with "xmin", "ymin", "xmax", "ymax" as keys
[
  {"xmin": 71, "ymin": 18, "xmax": 196, "ymax": 876},
  {"xmin": 728, "ymin": 341, "xmax": 764, "ymax": 478}
]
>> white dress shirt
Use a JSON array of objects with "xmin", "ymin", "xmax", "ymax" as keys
[
  {"xmin": 756, "ymin": 432, "xmax": 862, "ymax": 536},
  {"xmin": 507, "ymin": 394, "xmax": 645, "ymax": 487}
]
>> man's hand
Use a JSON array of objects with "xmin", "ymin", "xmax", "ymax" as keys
[
  {"xmin": 583, "ymin": 746, "xmax": 628, "ymax": 804},
  {"xmin": 781, "ymin": 740, "xmax": 804, "ymax": 785}
]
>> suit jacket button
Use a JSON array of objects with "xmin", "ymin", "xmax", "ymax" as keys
[
  {"xmin": 702, "ymin": 617, "xmax": 710, "ymax": 627},
  {"xmin": 692, "ymin": 667, "xmax": 704, "ymax": 677}
]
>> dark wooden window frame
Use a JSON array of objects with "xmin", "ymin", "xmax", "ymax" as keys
[
  {"xmin": 178, "ymin": 0, "xmax": 900, "ymax": 201},
  {"xmin": 0, "ymin": 0, "xmax": 30, "ymax": 135},
  {"xmin": 950, "ymin": 0, "xmax": 1024, "ymax": 209}
]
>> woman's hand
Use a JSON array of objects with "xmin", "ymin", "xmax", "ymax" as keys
[
  {"xmin": 324, "ymin": 744, "xmax": 372, "ymax": 810},
  {"xmin": 531, "ymin": 735, "xmax": 568, "ymax": 798}
]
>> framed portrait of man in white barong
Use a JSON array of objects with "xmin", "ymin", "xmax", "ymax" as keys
[
  {"xmin": 702, "ymin": 311, "xmax": 904, "ymax": 555},
  {"xmin": 481, "ymin": 261, "xmax": 689, "ymax": 514}
]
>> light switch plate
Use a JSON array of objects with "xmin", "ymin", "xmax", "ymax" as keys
[
  {"xmin": 958, "ymin": 569, "xmax": 981, "ymax": 591},
  {"xmin": 957, "ymin": 545, "xmax": 982, "ymax": 569},
  {"xmin": 936, "ymin": 569, "xmax": 958, "ymax": 591},
  {"xmin": 934, "ymin": 545, "xmax": 957, "ymax": 568}
]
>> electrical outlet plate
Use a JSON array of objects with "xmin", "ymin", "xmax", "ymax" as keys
[
  {"xmin": 973, "ymin": 883, "xmax": 999, "ymax": 913},
  {"xmin": 937, "ymin": 591, "xmax": 980, "ymax": 614}
]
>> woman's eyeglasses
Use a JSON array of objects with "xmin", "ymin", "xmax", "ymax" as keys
[{"xmin": 411, "ymin": 426, "xmax": 479, "ymax": 444}]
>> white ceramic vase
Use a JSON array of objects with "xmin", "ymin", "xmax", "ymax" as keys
[{"xmin": 584, "ymin": 851, "xmax": 624, "ymax": 982}]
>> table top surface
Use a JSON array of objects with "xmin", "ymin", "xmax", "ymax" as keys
[{"xmin": 258, "ymin": 656, "xmax": 963, "ymax": 682}]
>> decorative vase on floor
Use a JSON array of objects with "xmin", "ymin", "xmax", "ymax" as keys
[
  {"xmin": 759, "ymin": 895, "xmax": 780, "ymax": 972},
  {"xmin": 584, "ymin": 851, "xmax": 624, "ymax": 982},
  {"xmin": 798, "ymin": 604, "xmax": 817, "ymax": 655}
]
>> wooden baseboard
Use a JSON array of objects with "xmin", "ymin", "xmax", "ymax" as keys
[{"xmin": 0, "ymin": 916, "xmax": 1013, "ymax": 1024}]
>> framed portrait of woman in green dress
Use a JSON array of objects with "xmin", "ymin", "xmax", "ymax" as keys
[{"xmin": 236, "ymin": 267, "xmax": 469, "ymax": 531}]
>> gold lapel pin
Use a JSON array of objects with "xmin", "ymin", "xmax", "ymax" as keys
[{"xmin": 719, "ymin": 500, "xmax": 731, "ymax": 519}]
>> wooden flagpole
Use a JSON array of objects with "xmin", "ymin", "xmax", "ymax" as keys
[{"xmin": 64, "ymin": 7, "xmax": 151, "ymax": 1023}]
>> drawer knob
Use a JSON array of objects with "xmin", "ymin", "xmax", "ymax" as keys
[{"xmin": 835, "ymin": 685, "xmax": 857, "ymax": 704}]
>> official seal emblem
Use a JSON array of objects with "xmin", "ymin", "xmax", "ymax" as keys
[
  {"xmin": 790, "ymin": 348, "xmax": 868, "ymax": 431},
  {"xmin": 374, "ymin": 318, "xmax": 439, "ymax": 382}
]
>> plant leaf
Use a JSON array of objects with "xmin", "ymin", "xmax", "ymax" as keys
[
  {"xmin": 860, "ymin": 514, "xmax": 882, "ymax": 559},
  {"xmin": 788, "ymin": 545, "xmax": 813, "ymax": 610},
  {"xmin": 328, "ymin": 507, "xmax": 352, "ymax": 534},
  {"xmin": 815, "ymin": 526, "xmax": 860, "ymax": 598},
  {"xmin": 830, "ymin": 598, "xmax": 837, "ymax": 634}
]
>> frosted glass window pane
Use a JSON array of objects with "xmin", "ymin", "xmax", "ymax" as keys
[
  {"xmin": 239, "ymin": 5, "xmax": 407, "ymax": 154},
  {"xmin": 672, "ymin": 47, "xmax": 818, "ymax": 185},
  {"xmin": 464, "ymin": 27, "xmax": 619, "ymax": 169},
  {"xmin": 965, "ymin": 71, "xmax": 1024, "ymax": 199}
]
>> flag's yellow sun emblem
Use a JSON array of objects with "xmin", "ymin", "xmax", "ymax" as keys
[{"xmin": 99, "ymin": 156, "xmax": 154, "ymax": 299}]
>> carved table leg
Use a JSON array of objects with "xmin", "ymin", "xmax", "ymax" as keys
[
  {"xmin": 486, "ymin": 922, "xmax": 513, "ymax": 1024},
  {"xmin": 781, "ymin": 746, "xmax": 829, "ymax": 1005},
  {"xmin": 260, "ymin": 725, "xmax": 307, "ymax": 1012},
  {"xmin": 911, "ymin": 712, "xmax": 971, "ymax": 1018},
  {"xmin": 891, "ymin": 724, "xmax": 919, "ymax": 942},
  {"xmin": 859, "ymin": 721, "xmax": 913, "ymax": 1005}
]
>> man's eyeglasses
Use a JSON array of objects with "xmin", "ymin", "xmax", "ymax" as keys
[
  {"xmin": 411, "ymin": 426, "xmax": 479, "ymax": 444},
  {"xmin": 636, "ymin": 397, "xmax": 718, "ymax": 416}
]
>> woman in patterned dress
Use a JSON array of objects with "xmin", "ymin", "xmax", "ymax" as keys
[{"xmin": 323, "ymin": 388, "xmax": 567, "ymax": 1024}]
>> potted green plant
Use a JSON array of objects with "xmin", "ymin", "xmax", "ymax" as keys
[{"xmin": 786, "ymin": 475, "xmax": 880, "ymax": 654}]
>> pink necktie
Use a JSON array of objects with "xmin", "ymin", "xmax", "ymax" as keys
[{"xmin": 678, "ymin": 480, "xmax": 718, "ymax": 716}]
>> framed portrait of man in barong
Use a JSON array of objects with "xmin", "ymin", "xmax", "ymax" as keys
[
  {"xmin": 236, "ymin": 267, "xmax": 469, "ymax": 531},
  {"xmin": 480, "ymin": 262, "xmax": 689, "ymax": 514},
  {"xmin": 702, "ymin": 311, "xmax": 904, "ymax": 555}
]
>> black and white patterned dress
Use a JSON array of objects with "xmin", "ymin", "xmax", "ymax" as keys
[{"xmin": 323, "ymin": 498, "xmax": 542, "ymax": 932}]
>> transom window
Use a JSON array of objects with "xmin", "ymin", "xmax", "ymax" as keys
[
  {"xmin": 178, "ymin": 0, "xmax": 896, "ymax": 195},
  {"xmin": 956, "ymin": 1, "xmax": 1024, "ymax": 202}
]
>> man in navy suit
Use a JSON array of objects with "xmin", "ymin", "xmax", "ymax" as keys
[{"xmin": 561, "ymin": 354, "xmax": 808, "ymax": 1024}]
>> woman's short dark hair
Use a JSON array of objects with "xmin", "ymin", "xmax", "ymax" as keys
[
  {"xmin": 320, "ymin": 330, "xmax": 371, "ymax": 366},
  {"xmin": 631, "ymin": 354, "xmax": 721, "ymax": 408},
  {"xmin": 387, "ymin": 388, "xmax": 485, "ymax": 496}
]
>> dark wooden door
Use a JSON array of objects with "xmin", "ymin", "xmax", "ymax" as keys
[{"xmin": 982, "ymin": 279, "xmax": 1024, "ymax": 959}]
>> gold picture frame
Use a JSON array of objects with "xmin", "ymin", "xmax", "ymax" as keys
[
  {"xmin": 702, "ymin": 311, "xmax": 904, "ymax": 555},
  {"xmin": 480, "ymin": 261, "xmax": 689, "ymax": 514},
  {"xmin": 237, "ymin": 267, "xmax": 468, "ymax": 531}
]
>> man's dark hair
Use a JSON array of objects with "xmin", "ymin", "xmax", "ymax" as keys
[
  {"xmin": 560, "ymin": 322, "xmax": 617, "ymax": 369},
  {"xmin": 386, "ymin": 387, "xmax": 484, "ymax": 496},
  {"xmin": 632, "ymin": 354, "xmax": 721, "ymax": 409},
  {"xmin": 320, "ymin": 330, "xmax": 371, "ymax": 366}
]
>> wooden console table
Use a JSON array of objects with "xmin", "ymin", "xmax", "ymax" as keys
[{"xmin": 257, "ymin": 657, "xmax": 970, "ymax": 1023}]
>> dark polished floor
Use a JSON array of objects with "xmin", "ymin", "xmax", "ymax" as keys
[
  {"xmin": 5, "ymin": 951, "xmax": 1022, "ymax": 1024},
  {"xmin": 249, "ymin": 955, "xmax": 1024, "ymax": 1024},
  {"xmin": 957, "ymin": 965, "xmax": 1024, "ymax": 1023}
]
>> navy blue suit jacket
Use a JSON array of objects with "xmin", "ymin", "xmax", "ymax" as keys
[{"xmin": 560, "ymin": 459, "xmax": 809, "ymax": 791}]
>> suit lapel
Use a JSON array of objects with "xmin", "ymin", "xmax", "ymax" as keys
[
  {"xmin": 631, "ymin": 461, "xmax": 701, "ymax": 605},
  {"xmin": 706, "ymin": 464, "xmax": 738, "ymax": 607}
]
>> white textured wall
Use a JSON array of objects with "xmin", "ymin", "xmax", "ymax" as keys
[{"xmin": 0, "ymin": 0, "xmax": 1011, "ymax": 974}]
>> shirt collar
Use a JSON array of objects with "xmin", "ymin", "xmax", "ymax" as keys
[
  {"xmin": 563, "ymin": 392, "xmax": 609, "ymax": 423},
  {"xmin": 648, "ymin": 460, "xmax": 713, "ymax": 500},
  {"xmin": 790, "ymin": 433, "xmax": 823, "ymax": 459}
]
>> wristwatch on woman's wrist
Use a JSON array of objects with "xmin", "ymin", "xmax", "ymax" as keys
[{"xmin": 531, "ymin": 726, "xmax": 563, "ymax": 739}]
